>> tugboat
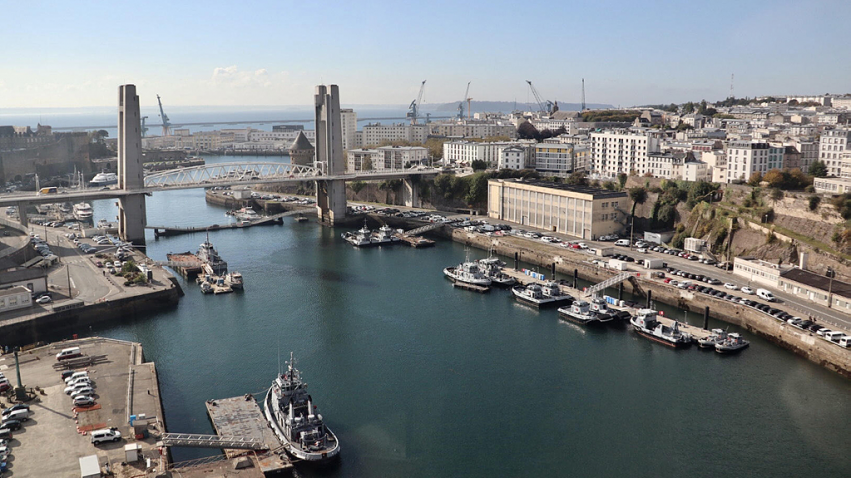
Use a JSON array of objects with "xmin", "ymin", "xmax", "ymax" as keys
[
  {"xmin": 698, "ymin": 328, "xmax": 728, "ymax": 349},
  {"xmin": 264, "ymin": 353, "xmax": 340, "ymax": 462},
  {"xmin": 224, "ymin": 271, "xmax": 244, "ymax": 290},
  {"xmin": 477, "ymin": 255, "xmax": 516, "ymax": 287},
  {"xmin": 197, "ymin": 232, "xmax": 228, "ymax": 275},
  {"xmin": 341, "ymin": 221, "xmax": 375, "ymax": 247},
  {"xmin": 715, "ymin": 333, "xmax": 749, "ymax": 354},
  {"xmin": 511, "ymin": 282, "xmax": 573, "ymax": 308},
  {"xmin": 630, "ymin": 309, "xmax": 692, "ymax": 348},
  {"xmin": 558, "ymin": 300, "xmax": 600, "ymax": 325},
  {"xmin": 444, "ymin": 260, "xmax": 492, "ymax": 287},
  {"xmin": 372, "ymin": 224, "xmax": 400, "ymax": 245}
]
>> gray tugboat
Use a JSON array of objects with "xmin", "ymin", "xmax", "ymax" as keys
[
  {"xmin": 715, "ymin": 333, "xmax": 749, "ymax": 354},
  {"xmin": 197, "ymin": 232, "xmax": 228, "ymax": 275},
  {"xmin": 264, "ymin": 353, "xmax": 340, "ymax": 462}
]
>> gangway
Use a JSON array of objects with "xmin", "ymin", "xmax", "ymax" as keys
[
  {"xmin": 155, "ymin": 260, "xmax": 204, "ymax": 268},
  {"xmin": 584, "ymin": 272, "xmax": 634, "ymax": 297},
  {"xmin": 160, "ymin": 433, "xmax": 267, "ymax": 450},
  {"xmin": 403, "ymin": 222, "xmax": 444, "ymax": 237}
]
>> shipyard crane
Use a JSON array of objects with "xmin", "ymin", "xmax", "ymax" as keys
[
  {"xmin": 157, "ymin": 94, "xmax": 172, "ymax": 136},
  {"xmin": 406, "ymin": 80, "xmax": 427, "ymax": 125},
  {"xmin": 458, "ymin": 81, "xmax": 471, "ymax": 120},
  {"xmin": 526, "ymin": 80, "xmax": 554, "ymax": 114},
  {"xmin": 141, "ymin": 116, "xmax": 149, "ymax": 138}
]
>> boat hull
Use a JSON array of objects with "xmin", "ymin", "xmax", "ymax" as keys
[
  {"xmin": 264, "ymin": 387, "xmax": 341, "ymax": 462},
  {"xmin": 511, "ymin": 289, "xmax": 572, "ymax": 308},
  {"xmin": 715, "ymin": 343, "xmax": 749, "ymax": 354},
  {"xmin": 558, "ymin": 310, "xmax": 601, "ymax": 326},
  {"xmin": 632, "ymin": 327, "xmax": 691, "ymax": 348},
  {"xmin": 444, "ymin": 268, "xmax": 491, "ymax": 287}
]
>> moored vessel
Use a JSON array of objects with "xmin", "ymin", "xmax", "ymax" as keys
[
  {"xmin": 264, "ymin": 353, "xmax": 340, "ymax": 461},
  {"xmin": 558, "ymin": 300, "xmax": 600, "ymax": 325},
  {"xmin": 715, "ymin": 333, "xmax": 749, "ymax": 354},
  {"xmin": 444, "ymin": 259, "xmax": 492, "ymax": 287},
  {"xmin": 342, "ymin": 221, "xmax": 375, "ymax": 247},
  {"xmin": 224, "ymin": 271, "xmax": 244, "ymax": 290},
  {"xmin": 197, "ymin": 232, "xmax": 228, "ymax": 275},
  {"xmin": 89, "ymin": 171, "xmax": 118, "ymax": 188},
  {"xmin": 630, "ymin": 309, "xmax": 692, "ymax": 348},
  {"xmin": 698, "ymin": 328, "xmax": 728, "ymax": 349},
  {"xmin": 73, "ymin": 202, "xmax": 94, "ymax": 221},
  {"xmin": 477, "ymin": 255, "xmax": 516, "ymax": 287},
  {"xmin": 511, "ymin": 282, "xmax": 572, "ymax": 308}
]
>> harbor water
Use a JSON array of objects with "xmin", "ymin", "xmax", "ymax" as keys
[{"xmin": 76, "ymin": 158, "xmax": 851, "ymax": 477}]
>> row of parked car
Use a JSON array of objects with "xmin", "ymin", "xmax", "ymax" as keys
[
  {"xmin": 62, "ymin": 370, "xmax": 96, "ymax": 408},
  {"xmin": 1, "ymin": 370, "xmax": 33, "ymax": 473}
]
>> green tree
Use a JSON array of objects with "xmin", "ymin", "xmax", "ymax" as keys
[
  {"xmin": 517, "ymin": 121, "xmax": 539, "ymax": 140},
  {"xmin": 617, "ymin": 173, "xmax": 628, "ymax": 190},
  {"xmin": 682, "ymin": 102, "xmax": 695, "ymax": 114},
  {"xmin": 747, "ymin": 171, "xmax": 763, "ymax": 186},
  {"xmin": 808, "ymin": 195, "xmax": 821, "ymax": 211},
  {"xmin": 565, "ymin": 171, "xmax": 588, "ymax": 186},
  {"xmin": 808, "ymin": 160, "xmax": 828, "ymax": 178},
  {"xmin": 769, "ymin": 188, "xmax": 784, "ymax": 203},
  {"xmin": 471, "ymin": 160, "xmax": 488, "ymax": 171},
  {"xmin": 362, "ymin": 157, "xmax": 373, "ymax": 171}
]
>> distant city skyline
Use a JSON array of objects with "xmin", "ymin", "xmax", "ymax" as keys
[{"xmin": 2, "ymin": 0, "xmax": 850, "ymax": 109}]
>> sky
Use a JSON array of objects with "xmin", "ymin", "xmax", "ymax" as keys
[{"xmin": 2, "ymin": 0, "xmax": 850, "ymax": 109}]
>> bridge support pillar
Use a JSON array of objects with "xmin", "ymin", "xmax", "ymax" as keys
[
  {"xmin": 316, "ymin": 179, "xmax": 346, "ymax": 224},
  {"xmin": 402, "ymin": 178, "xmax": 421, "ymax": 208},
  {"xmin": 16, "ymin": 202, "xmax": 28, "ymax": 229},
  {"xmin": 118, "ymin": 194, "xmax": 147, "ymax": 246}
]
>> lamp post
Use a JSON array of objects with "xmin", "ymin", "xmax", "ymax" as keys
[{"xmin": 827, "ymin": 267, "xmax": 835, "ymax": 309}]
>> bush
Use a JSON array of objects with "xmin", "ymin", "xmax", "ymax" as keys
[
  {"xmin": 808, "ymin": 196, "xmax": 821, "ymax": 211},
  {"xmin": 350, "ymin": 181, "xmax": 366, "ymax": 194},
  {"xmin": 805, "ymin": 185, "xmax": 815, "ymax": 193}
]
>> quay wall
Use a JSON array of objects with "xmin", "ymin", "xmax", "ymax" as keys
[
  {"xmin": 0, "ymin": 285, "xmax": 180, "ymax": 346},
  {"xmin": 442, "ymin": 226, "xmax": 851, "ymax": 378}
]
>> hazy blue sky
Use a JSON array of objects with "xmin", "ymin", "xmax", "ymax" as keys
[{"xmin": 2, "ymin": 0, "xmax": 850, "ymax": 109}]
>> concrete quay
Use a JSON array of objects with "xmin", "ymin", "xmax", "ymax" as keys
[{"xmin": 0, "ymin": 337, "xmax": 167, "ymax": 477}]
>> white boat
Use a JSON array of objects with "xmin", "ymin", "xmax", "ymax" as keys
[
  {"xmin": 231, "ymin": 207, "xmax": 260, "ymax": 222},
  {"xmin": 200, "ymin": 281, "xmax": 213, "ymax": 294},
  {"xmin": 630, "ymin": 309, "xmax": 692, "ymax": 348},
  {"xmin": 342, "ymin": 221, "xmax": 375, "ymax": 247},
  {"xmin": 558, "ymin": 300, "xmax": 599, "ymax": 325},
  {"xmin": 89, "ymin": 172, "xmax": 118, "ymax": 188},
  {"xmin": 73, "ymin": 203, "xmax": 93, "ymax": 221},
  {"xmin": 372, "ymin": 224, "xmax": 400, "ymax": 245},
  {"xmin": 511, "ymin": 282, "xmax": 572, "ymax": 308},
  {"xmin": 698, "ymin": 328, "xmax": 728, "ymax": 349},
  {"xmin": 197, "ymin": 233, "xmax": 228, "ymax": 275},
  {"xmin": 444, "ymin": 260, "xmax": 492, "ymax": 287},
  {"xmin": 264, "ymin": 353, "xmax": 340, "ymax": 462},
  {"xmin": 224, "ymin": 271, "xmax": 243, "ymax": 290},
  {"xmin": 715, "ymin": 333, "xmax": 749, "ymax": 354},
  {"xmin": 477, "ymin": 256, "xmax": 516, "ymax": 287}
]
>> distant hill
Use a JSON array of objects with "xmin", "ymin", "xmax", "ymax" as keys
[{"xmin": 420, "ymin": 101, "xmax": 614, "ymax": 113}]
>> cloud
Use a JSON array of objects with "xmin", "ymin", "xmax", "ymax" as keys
[{"xmin": 210, "ymin": 65, "xmax": 273, "ymax": 88}]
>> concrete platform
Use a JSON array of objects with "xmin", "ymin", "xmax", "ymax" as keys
[{"xmin": 0, "ymin": 337, "xmax": 166, "ymax": 477}]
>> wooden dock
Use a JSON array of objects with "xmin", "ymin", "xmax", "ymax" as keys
[
  {"xmin": 393, "ymin": 233, "xmax": 435, "ymax": 248},
  {"xmin": 205, "ymin": 395, "xmax": 292, "ymax": 474}
]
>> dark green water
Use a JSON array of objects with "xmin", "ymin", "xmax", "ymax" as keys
[{"xmin": 84, "ymin": 168, "xmax": 850, "ymax": 477}]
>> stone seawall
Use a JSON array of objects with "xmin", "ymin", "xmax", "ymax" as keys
[
  {"xmin": 0, "ymin": 286, "xmax": 181, "ymax": 346},
  {"xmin": 442, "ymin": 226, "xmax": 851, "ymax": 378}
]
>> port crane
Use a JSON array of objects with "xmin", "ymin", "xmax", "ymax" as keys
[
  {"xmin": 526, "ymin": 80, "xmax": 554, "ymax": 114},
  {"xmin": 141, "ymin": 116, "xmax": 149, "ymax": 138},
  {"xmin": 157, "ymin": 94, "xmax": 172, "ymax": 136},
  {"xmin": 458, "ymin": 81, "xmax": 471, "ymax": 120},
  {"xmin": 406, "ymin": 80, "xmax": 427, "ymax": 125}
]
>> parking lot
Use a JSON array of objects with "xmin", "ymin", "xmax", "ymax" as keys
[{"xmin": 0, "ymin": 338, "xmax": 164, "ymax": 477}]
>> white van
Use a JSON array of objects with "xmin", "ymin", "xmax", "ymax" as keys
[
  {"xmin": 614, "ymin": 239, "xmax": 630, "ymax": 247},
  {"xmin": 4, "ymin": 409, "xmax": 28, "ymax": 422},
  {"xmin": 91, "ymin": 427, "xmax": 121, "ymax": 444},
  {"xmin": 756, "ymin": 289, "xmax": 776, "ymax": 302},
  {"xmin": 824, "ymin": 331, "xmax": 846, "ymax": 343},
  {"xmin": 55, "ymin": 347, "xmax": 82, "ymax": 361},
  {"xmin": 839, "ymin": 336, "xmax": 851, "ymax": 348}
]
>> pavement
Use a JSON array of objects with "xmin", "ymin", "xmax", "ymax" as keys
[{"xmin": 0, "ymin": 337, "xmax": 165, "ymax": 477}]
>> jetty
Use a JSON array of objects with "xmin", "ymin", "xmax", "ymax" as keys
[
  {"xmin": 148, "ymin": 208, "xmax": 314, "ymax": 238},
  {"xmin": 451, "ymin": 280, "xmax": 490, "ymax": 293},
  {"xmin": 393, "ymin": 232, "xmax": 435, "ymax": 248}
]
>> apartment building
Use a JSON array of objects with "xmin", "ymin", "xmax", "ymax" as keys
[
  {"xmin": 819, "ymin": 128, "xmax": 851, "ymax": 176},
  {"xmin": 340, "ymin": 108, "xmax": 358, "ymax": 150},
  {"xmin": 589, "ymin": 129, "xmax": 662, "ymax": 178},
  {"xmin": 498, "ymin": 146, "xmax": 525, "ymax": 170},
  {"xmin": 487, "ymin": 179, "xmax": 626, "ymax": 239},
  {"xmin": 726, "ymin": 141, "xmax": 771, "ymax": 183},
  {"xmin": 787, "ymin": 139, "xmax": 818, "ymax": 172},
  {"xmin": 347, "ymin": 149, "xmax": 383, "ymax": 172},
  {"xmin": 361, "ymin": 123, "xmax": 427, "ymax": 146},
  {"xmin": 534, "ymin": 143, "xmax": 588, "ymax": 176},
  {"xmin": 702, "ymin": 150, "xmax": 727, "ymax": 183},
  {"xmin": 443, "ymin": 141, "xmax": 532, "ymax": 168},
  {"xmin": 531, "ymin": 118, "xmax": 576, "ymax": 135},
  {"xmin": 429, "ymin": 121, "xmax": 516, "ymax": 139}
]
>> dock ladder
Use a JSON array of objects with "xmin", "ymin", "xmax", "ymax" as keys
[{"xmin": 403, "ymin": 222, "xmax": 443, "ymax": 237}]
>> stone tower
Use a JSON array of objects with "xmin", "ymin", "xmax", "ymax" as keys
[{"xmin": 288, "ymin": 131, "xmax": 314, "ymax": 167}]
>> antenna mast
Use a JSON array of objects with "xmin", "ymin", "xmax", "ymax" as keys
[
  {"xmin": 730, "ymin": 74, "xmax": 734, "ymax": 99},
  {"xmin": 581, "ymin": 78, "xmax": 586, "ymax": 112}
]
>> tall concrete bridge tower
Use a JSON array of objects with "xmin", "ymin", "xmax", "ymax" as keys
[
  {"xmin": 117, "ymin": 84, "xmax": 148, "ymax": 245},
  {"xmin": 314, "ymin": 85, "xmax": 347, "ymax": 224}
]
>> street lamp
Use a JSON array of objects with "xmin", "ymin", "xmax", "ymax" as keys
[{"xmin": 827, "ymin": 267, "xmax": 835, "ymax": 309}]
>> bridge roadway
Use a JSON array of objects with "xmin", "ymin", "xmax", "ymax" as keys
[
  {"xmin": 0, "ymin": 165, "xmax": 439, "ymax": 208},
  {"xmin": 50, "ymin": 115, "xmax": 454, "ymax": 131}
]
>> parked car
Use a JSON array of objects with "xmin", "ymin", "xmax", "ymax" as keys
[
  {"xmin": 740, "ymin": 286, "xmax": 754, "ymax": 295},
  {"xmin": 64, "ymin": 382, "xmax": 93, "ymax": 395},
  {"xmin": 724, "ymin": 283, "xmax": 738, "ymax": 290},
  {"xmin": 0, "ymin": 420, "xmax": 21, "ymax": 432},
  {"xmin": 91, "ymin": 427, "xmax": 121, "ymax": 444},
  {"xmin": 1, "ymin": 404, "xmax": 29, "ymax": 417},
  {"xmin": 73, "ymin": 395, "xmax": 95, "ymax": 407},
  {"xmin": 36, "ymin": 295, "xmax": 52, "ymax": 304}
]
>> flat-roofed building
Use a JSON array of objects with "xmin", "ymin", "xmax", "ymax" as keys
[
  {"xmin": 534, "ymin": 143, "xmax": 588, "ymax": 176},
  {"xmin": 779, "ymin": 268, "xmax": 851, "ymax": 311},
  {"xmin": 819, "ymin": 128, "xmax": 851, "ymax": 177},
  {"xmin": 0, "ymin": 268, "xmax": 47, "ymax": 295},
  {"xmin": 732, "ymin": 257, "xmax": 791, "ymax": 288},
  {"xmin": 0, "ymin": 285, "xmax": 33, "ymax": 313},
  {"xmin": 487, "ymin": 179, "xmax": 626, "ymax": 239}
]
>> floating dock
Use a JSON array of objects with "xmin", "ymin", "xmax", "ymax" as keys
[
  {"xmin": 451, "ymin": 280, "xmax": 490, "ymax": 293},
  {"xmin": 149, "ymin": 216, "xmax": 283, "ymax": 238},
  {"xmin": 394, "ymin": 233, "xmax": 435, "ymax": 248},
  {"xmin": 205, "ymin": 395, "xmax": 293, "ymax": 474}
]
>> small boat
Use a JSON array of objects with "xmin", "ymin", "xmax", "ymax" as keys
[
  {"xmin": 698, "ymin": 328, "xmax": 728, "ymax": 349},
  {"xmin": 444, "ymin": 260, "xmax": 492, "ymax": 287},
  {"xmin": 89, "ymin": 171, "xmax": 118, "ymax": 188},
  {"xmin": 73, "ymin": 203, "xmax": 94, "ymax": 221},
  {"xmin": 477, "ymin": 255, "xmax": 516, "ymax": 287},
  {"xmin": 224, "ymin": 271, "xmax": 243, "ymax": 290},
  {"xmin": 558, "ymin": 300, "xmax": 599, "ymax": 325},
  {"xmin": 264, "ymin": 353, "xmax": 340, "ymax": 461},
  {"xmin": 341, "ymin": 221, "xmax": 375, "ymax": 247},
  {"xmin": 630, "ymin": 309, "xmax": 692, "ymax": 348},
  {"xmin": 588, "ymin": 297, "xmax": 617, "ymax": 324},
  {"xmin": 715, "ymin": 333, "xmax": 749, "ymax": 354},
  {"xmin": 511, "ymin": 282, "xmax": 573, "ymax": 308},
  {"xmin": 200, "ymin": 281, "xmax": 213, "ymax": 294},
  {"xmin": 372, "ymin": 224, "xmax": 399, "ymax": 245}
]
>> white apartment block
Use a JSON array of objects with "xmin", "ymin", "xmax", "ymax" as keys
[
  {"xmin": 534, "ymin": 143, "xmax": 588, "ymax": 176},
  {"xmin": 589, "ymin": 129, "xmax": 662, "ymax": 178},
  {"xmin": 819, "ymin": 128, "xmax": 851, "ymax": 176},
  {"xmin": 787, "ymin": 139, "xmax": 818, "ymax": 172},
  {"xmin": 443, "ymin": 141, "xmax": 531, "ymax": 168},
  {"xmin": 429, "ymin": 121, "xmax": 517, "ymax": 139},
  {"xmin": 499, "ymin": 146, "xmax": 525, "ymax": 170},
  {"xmin": 375, "ymin": 146, "xmax": 428, "ymax": 170},
  {"xmin": 814, "ymin": 177, "xmax": 851, "ymax": 194},
  {"xmin": 340, "ymin": 109, "xmax": 358, "ymax": 150},
  {"xmin": 531, "ymin": 118, "xmax": 576, "ymax": 135},
  {"xmin": 701, "ymin": 150, "xmax": 727, "ymax": 183},
  {"xmin": 362, "ymin": 123, "xmax": 428, "ymax": 146},
  {"xmin": 682, "ymin": 161, "xmax": 711, "ymax": 182},
  {"xmin": 726, "ymin": 141, "xmax": 772, "ymax": 183},
  {"xmin": 347, "ymin": 149, "xmax": 383, "ymax": 172}
]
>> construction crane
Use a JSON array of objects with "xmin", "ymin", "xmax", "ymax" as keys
[
  {"xmin": 141, "ymin": 116, "xmax": 149, "ymax": 138},
  {"xmin": 406, "ymin": 80, "xmax": 427, "ymax": 125},
  {"xmin": 458, "ymin": 81, "xmax": 471, "ymax": 120},
  {"xmin": 156, "ymin": 94, "xmax": 172, "ymax": 136},
  {"xmin": 581, "ymin": 79, "xmax": 586, "ymax": 112},
  {"xmin": 526, "ymin": 80, "xmax": 554, "ymax": 114}
]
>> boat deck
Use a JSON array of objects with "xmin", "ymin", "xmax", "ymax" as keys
[
  {"xmin": 452, "ymin": 280, "xmax": 490, "ymax": 293},
  {"xmin": 205, "ymin": 395, "xmax": 292, "ymax": 473}
]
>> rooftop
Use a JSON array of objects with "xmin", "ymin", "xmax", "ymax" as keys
[
  {"xmin": 492, "ymin": 178, "xmax": 628, "ymax": 199},
  {"xmin": 781, "ymin": 268, "xmax": 851, "ymax": 299}
]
